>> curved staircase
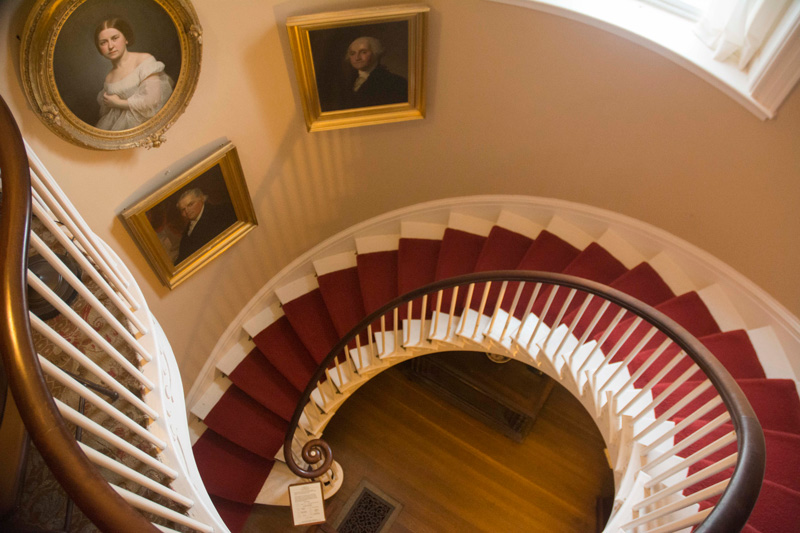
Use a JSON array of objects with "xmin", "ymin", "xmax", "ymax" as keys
[{"xmin": 189, "ymin": 198, "xmax": 800, "ymax": 532}]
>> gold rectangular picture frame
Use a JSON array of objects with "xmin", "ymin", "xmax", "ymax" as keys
[
  {"xmin": 121, "ymin": 142, "xmax": 257, "ymax": 288},
  {"xmin": 287, "ymin": 4, "xmax": 429, "ymax": 132}
]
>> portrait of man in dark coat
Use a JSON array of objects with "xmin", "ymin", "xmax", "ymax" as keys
[
  {"xmin": 330, "ymin": 36, "xmax": 407, "ymax": 110},
  {"xmin": 175, "ymin": 187, "xmax": 237, "ymax": 264}
]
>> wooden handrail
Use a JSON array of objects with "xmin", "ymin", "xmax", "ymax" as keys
[
  {"xmin": 0, "ymin": 95, "xmax": 157, "ymax": 532},
  {"xmin": 284, "ymin": 270, "xmax": 765, "ymax": 533}
]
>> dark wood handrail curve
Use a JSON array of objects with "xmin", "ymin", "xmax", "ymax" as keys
[
  {"xmin": 284, "ymin": 270, "xmax": 766, "ymax": 533},
  {"xmin": 0, "ymin": 95, "xmax": 158, "ymax": 532}
]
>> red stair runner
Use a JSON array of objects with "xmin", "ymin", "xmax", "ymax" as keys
[
  {"xmin": 399, "ymin": 237, "xmax": 441, "ymax": 318},
  {"xmin": 398, "ymin": 238, "xmax": 441, "ymax": 294},
  {"xmin": 504, "ymin": 230, "xmax": 580, "ymax": 317},
  {"xmin": 630, "ymin": 329, "xmax": 766, "ymax": 388},
  {"xmin": 357, "ymin": 250, "xmax": 398, "ymax": 315},
  {"xmin": 565, "ymin": 262, "xmax": 676, "ymax": 339},
  {"xmin": 227, "ymin": 349, "xmax": 301, "ymax": 421},
  {"xmin": 252, "ymin": 319, "xmax": 318, "ymax": 391},
  {"xmin": 605, "ymin": 291, "xmax": 722, "ymax": 363},
  {"xmin": 209, "ymin": 495, "xmax": 252, "ymax": 533},
  {"xmin": 434, "ymin": 228, "xmax": 487, "ymax": 314},
  {"xmin": 193, "ymin": 429, "xmax": 274, "ymax": 504},
  {"xmin": 652, "ymin": 378, "xmax": 800, "ymax": 434},
  {"xmin": 434, "ymin": 228, "xmax": 486, "ymax": 280},
  {"xmin": 516, "ymin": 230, "xmax": 580, "ymax": 272},
  {"xmin": 533, "ymin": 243, "xmax": 628, "ymax": 325},
  {"xmin": 474, "ymin": 226, "xmax": 534, "ymax": 271},
  {"xmin": 318, "ymin": 266, "xmax": 367, "ymax": 337},
  {"xmin": 203, "ymin": 385, "xmax": 288, "ymax": 459},
  {"xmin": 471, "ymin": 226, "xmax": 534, "ymax": 312},
  {"xmin": 281, "ymin": 290, "xmax": 341, "ymax": 364}
]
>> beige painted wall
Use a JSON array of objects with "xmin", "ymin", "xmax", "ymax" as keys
[{"xmin": 2, "ymin": 0, "xmax": 798, "ymax": 391}]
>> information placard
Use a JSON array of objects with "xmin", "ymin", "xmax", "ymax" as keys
[{"xmin": 288, "ymin": 481, "xmax": 326, "ymax": 526}]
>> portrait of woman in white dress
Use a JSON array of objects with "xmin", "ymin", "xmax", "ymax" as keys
[{"xmin": 94, "ymin": 18, "xmax": 174, "ymax": 131}]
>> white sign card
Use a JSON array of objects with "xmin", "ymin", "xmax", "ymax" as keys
[{"xmin": 289, "ymin": 481, "xmax": 326, "ymax": 526}]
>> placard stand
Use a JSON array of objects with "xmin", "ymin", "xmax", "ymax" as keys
[{"xmin": 288, "ymin": 482, "xmax": 327, "ymax": 526}]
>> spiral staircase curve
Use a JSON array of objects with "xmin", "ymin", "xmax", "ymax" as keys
[{"xmin": 187, "ymin": 197, "xmax": 800, "ymax": 532}]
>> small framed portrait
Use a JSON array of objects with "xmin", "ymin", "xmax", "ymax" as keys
[
  {"xmin": 286, "ymin": 4, "xmax": 429, "ymax": 132},
  {"xmin": 121, "ymin": 142, "xmax": 257, "ymax": 288},
  {"xmin": 20, "ymin": 0, "xmax": 202, "ymax": 150}
]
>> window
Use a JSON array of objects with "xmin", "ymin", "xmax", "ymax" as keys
[
  {"xmin": 486, "ymin": 0, "xmax": 800, "ymax": 119},
  {"xmin": 643, "ymin": 0, "xmax": 710, "ymax": 20}
]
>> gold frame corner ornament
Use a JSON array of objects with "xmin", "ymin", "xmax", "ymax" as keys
[
  {"xmin": 286, "ymin": 4, "xmax": 429, "ymax": 132},
  {"xmin": 20, "ymin": 0, "xmax": 202, "ymax": 150}
]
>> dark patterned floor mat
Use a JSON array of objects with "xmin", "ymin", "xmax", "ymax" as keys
[{"xmin": 332, "ymin": 479, "xmax": 402, "ymax": 533}]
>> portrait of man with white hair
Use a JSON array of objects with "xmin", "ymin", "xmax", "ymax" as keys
[
  {"xmin": 310, "ymin": 24, "xmax": 410, "ymax": 113},
  {"xmin": 332, "ymin": 35, "xmax": 408, "ymax": 110}
]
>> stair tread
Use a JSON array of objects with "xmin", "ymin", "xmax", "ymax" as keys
[
  {"xmin": 605, "ymin": 291, "xmax": 722, "ymax": 363},
  {"xmin": 252, "ymin": 317, "xmax": 318, "ymax": 391},
  {"xmin": 399, "ymin": 238, "xmax": 442, "ymax": 319},
  {"xmin": 209, "ymin": 495, "xmax": 252, "ymax": 533},
  {"xmin": 474, "ymin": 226, "xmax": 534, "ymax": 272},
  {"xmin": 398, "ymin": 237, "xmax": 441, "ymax": 294},
  {"xmin": 564, "ymin": 261, "xmax": 676, "ymax": 338},
  {"xmin": 469, "ymin": 226, "xmax": 535, "ymax": 313},
  {"xmin": 192, "ymin": 429, "xmax": 274, "ymax": 504},
  {"xmin": 631, "ymin": 329, "xmax": 767, "ymax": 388},
  {"xmin": 533, "ymin": 243, "xmax": 629, "ymax": 324},
  {"xmin": 281, "ymin": 290, "xmax": 341, "ymax": 364},
  {"xmin": 318, "ymin": 266, "xmax": 367, "ymax": 338},
  {"xmin": 674, "ymin": 421, "xmax": 799, "ymax": 456},
  {"xmin": 697, "ymin": 480, "xmax": 800, "ymax": 533},
  {"xmin": 653, "ymin": 378, "xmax": 800, "ymax": 434},
  {"xmin": 500, "ymin": 230, "xmax": 582, "ymax": 318},
  {"xmin": 605, "ymin": 262, "xmax": 676, "ymax": 306},
  {"xmin": 688, "ymin": 427, "xmax": 800, "ymax": 492},
  {"xmin": 228, "ymin": 347, "xmax": 301, "ymax": 421},
  {"xmin": 433, "ymin": 228, "xmax": 486, "ymax": 314},
  {"xmin": 434, "ymin": 228, "xmax": 486, "ymax": 280},
  {"xmin": 358, "ymin": 250, "xmax": 399, "ymax": 315},
  {"xmin": 203, "ymin": 385, "xmax": 288, "ymax": 459}
]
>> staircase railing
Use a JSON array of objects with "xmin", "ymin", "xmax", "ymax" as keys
[
  {"xmin": 0, "ymin": 97, "xmax": 226, "ymax": 531},
  {"xmin": 284, "ymin": 271, "xmax": 766, "ymax": 533},
  {"xmin": 0, "ymin": 85, "xmax": 768, "ymax": 531}
]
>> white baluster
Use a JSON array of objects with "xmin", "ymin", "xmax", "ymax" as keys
[{"xmin": 27, "ymin": 274, "xmax": 154, "ymax": 390}]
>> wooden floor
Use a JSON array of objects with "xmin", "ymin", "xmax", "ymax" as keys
[{"xmin": 244, "ymin": 364, "xmax": 614, "ymax": 532}]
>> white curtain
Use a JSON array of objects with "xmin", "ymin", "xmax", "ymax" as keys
[{"xmin": 695, "ymin": 0, "xmax": 791, "ymax": 70}]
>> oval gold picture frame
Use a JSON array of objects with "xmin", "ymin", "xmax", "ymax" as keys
[{"xmin": 20, "ymin": 0, "xmax": 202, "ymax": 150}]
